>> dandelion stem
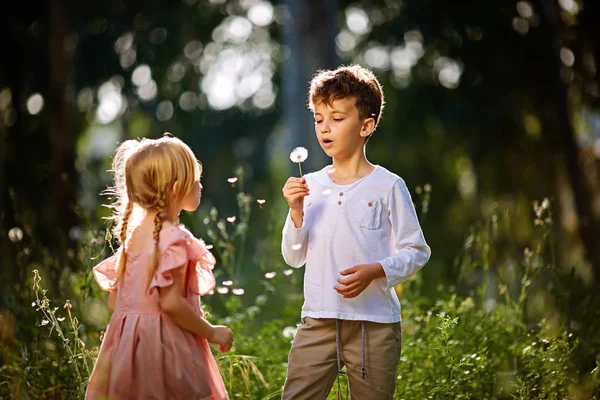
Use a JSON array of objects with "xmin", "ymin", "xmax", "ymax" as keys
[{"xmin": 298, "ymin": 163, "xmax": 303, "ymax": 178}]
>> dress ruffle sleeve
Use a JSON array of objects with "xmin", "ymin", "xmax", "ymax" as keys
[
  {"xmin": 187, "ymin": 236, "xmax": 217, "ymax": 296},
  {"xmin": 93, "ymin": 255, "xmax": 118, "ymax": 292},
  {"xmin": 147, "ymin": 227, "xmax": 216, "ymax": 296}
]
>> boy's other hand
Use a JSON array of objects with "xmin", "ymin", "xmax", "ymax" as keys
[
  {"xmin": 334, "ymin": 263, "xmax": 386, "ymax": 298},
  {"xmin": 208, "ymin": 325, "xmax": 234, "ymax": 352},
  {"xmin": 282, "ymin": 177, "xmax": 310, "ymax": 212}
]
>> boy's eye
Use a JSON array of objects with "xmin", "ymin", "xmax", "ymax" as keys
[
  {"xmin": 333, "ymin": 118, "xmax": 343, "ymax": 122},
  {"xmin": 315, "ymin": 120, "xmax": 323, "ymax": 124}
]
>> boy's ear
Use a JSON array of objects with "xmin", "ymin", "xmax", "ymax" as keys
[{"xmin": 360, "ymin": 118, "xmax": 375, "ymax": 138}]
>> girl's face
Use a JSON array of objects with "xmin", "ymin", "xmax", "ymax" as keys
[{"xmin": 181, "ymin": 179, "xmax": 202, "ymax": 212}]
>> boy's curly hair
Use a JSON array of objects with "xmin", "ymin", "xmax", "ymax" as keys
[{"xmin": 308, "ymin": 65, "xmax": 385, "ymax": 130}]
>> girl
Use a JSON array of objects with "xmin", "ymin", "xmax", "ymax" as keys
[{"xmin": 86, "ymin": 135, "xmax": 232, "ymax": 400}]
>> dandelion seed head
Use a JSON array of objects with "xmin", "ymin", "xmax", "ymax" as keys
[
  {"xmin": 232, "ymin": 288, "xmax": 245, "ymax": 295},
  {"xmin": 265, "ymin": 272, "xmax": 276, "ymax": 279},
  {"xmin": 289, "ymin": 147, "xmax": 308, "ymax": 163},
  {"xmin": 222, "ymin": 280, "xmax": 233, "ymax": 286},
  {"xmin": 217, "ymin": 287, "xmax": 229, "ymax": 294},
  {"xmin": 227, "ymin": 177, "xmax": 238, "ymax": 184},
  {"xmin": 257, "ymin": 199, "xmax": 266, "ymax": 205}
]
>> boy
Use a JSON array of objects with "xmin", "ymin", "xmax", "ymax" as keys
[{"xmin": 281, "ymin": 65, "xmax": 431, "ymax": 399}]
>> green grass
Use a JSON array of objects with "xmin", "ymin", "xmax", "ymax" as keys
[{"xmin": 1, "ymin": 190, "xmax": 600, "ymax": 399}]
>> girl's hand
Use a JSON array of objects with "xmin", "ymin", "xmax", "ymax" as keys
[
  {"xmin": 282, "ymin": 177, "xmax": 310, "ymax": 212},
  {"xmin": 208, "ymin": 325, "xmax": 234, "ymax": 352}
]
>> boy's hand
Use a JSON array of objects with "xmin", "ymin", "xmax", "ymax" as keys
[
  {"xmin": 282, "ymin": 177, "xmax": 310, "ymax": 211},
  {"xmin": 334, "ymin": 263, "xmax": 386, "ymax": 298},
  {"xmin": 208, "ymin": 325, "xmax": 234, "ymax": 352},
  {"xmin": 283, "ymin": 177, "xmax": 310, "ymax": 228}
]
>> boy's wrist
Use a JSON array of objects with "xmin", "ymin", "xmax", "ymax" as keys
[
  {"xmin": 369, "ymin": 262, "xmax": 386, "ymax": 280},
  {"xmin": 290, "ymin": 209, "xmax": 304, "ymax": 228}
]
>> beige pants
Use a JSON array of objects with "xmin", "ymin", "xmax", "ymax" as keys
[{"xmin": 282, "ymin": 317, "xmax": 402, "ymax": 400}]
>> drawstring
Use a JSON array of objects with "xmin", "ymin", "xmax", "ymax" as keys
[
  {"xmin": 335, "ymin": 320, "xmax": 369, "ymax": 382},
  {"xmin": 335, "ymin": 319, "xmax": 345, "ymax": 376},
  {"xmin": 361, "ymin": 321, "xmax": 368, "ymax": 380}
]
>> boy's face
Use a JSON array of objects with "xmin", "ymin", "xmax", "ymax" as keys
[{"xmin": 313, "ymin": 97, "xmax": 373, "ymax": 159}]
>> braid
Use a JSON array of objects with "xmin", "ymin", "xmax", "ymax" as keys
[
  {"xmin": 120, "ymin": 201, "xmax": 134, "ymax": 244},
  {"xmin": 147, "ymin": 192, "xmax": 166, "ymax": 287},
  {"xmin": 115, "ymin": 201, "xmax": 133, "ymax": 283}
]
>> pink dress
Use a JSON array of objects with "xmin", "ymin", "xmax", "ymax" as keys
[{"xmin": 86, "ymin": 225, "xmax": 228, "ymax": 400}]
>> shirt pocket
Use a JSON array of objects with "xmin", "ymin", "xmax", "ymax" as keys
[{"xmin": 353, "ymin": 198, "xmax": 382, "ymax": 230}]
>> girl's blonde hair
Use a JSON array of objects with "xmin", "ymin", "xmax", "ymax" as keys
[{"xmin": 105, "ymin": 135, "xmax": 201, "ymax": 287}]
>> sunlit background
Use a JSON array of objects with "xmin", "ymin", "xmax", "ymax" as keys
[{"xmin": 1, "ymin": 0, "xmax": 600, "ymax": 398}]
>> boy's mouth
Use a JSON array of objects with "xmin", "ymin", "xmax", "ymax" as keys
[{"xmin": 322, "ymin": 139, "xmax": 333, "ymax": 149}]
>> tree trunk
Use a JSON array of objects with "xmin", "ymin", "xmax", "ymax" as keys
[
  {"xmin": 49, "ymin": 0, "xmax": 77, "ymax": 260},
  {"xmin": 581, "ymin": 0, "xmax": 600, "ymax": 109},
  {"xmin": 279, "ymin": 0, "xmax": 340, "ymax": 173},
  {"xmin": 0, "ymin": 1, "xmax": 25, "ymax": 309},
  {"xmin": 539, "ymin": 0, "xmax": 600, "ymax": 282}
]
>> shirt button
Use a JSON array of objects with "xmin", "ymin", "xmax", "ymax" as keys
[
  {"xmin": 338, "ymin": 201, "xmax": 342, "ymax": 205},
  {"xmin": 368, "ymin": 202, "xmax": 373, "ymax": 207},
  {"xmin": 339, "ymin": 192, "xmax": 343, "ymax": 196}
]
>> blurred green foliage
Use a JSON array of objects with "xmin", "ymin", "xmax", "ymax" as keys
[{"xmin": 2, "ymin": 0, "xmax": 600, "ymax": 398}]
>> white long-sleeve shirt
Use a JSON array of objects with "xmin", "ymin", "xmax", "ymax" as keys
[{"xmin": 282, "ymin": 165, "xmax": 431, "ymax": 323}]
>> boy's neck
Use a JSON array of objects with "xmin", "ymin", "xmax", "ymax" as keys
[{"xmin": 329, "ymin": 154, "xmax": 375, "ymax": 184}]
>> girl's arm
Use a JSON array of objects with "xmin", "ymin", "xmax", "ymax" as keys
[
  {"xmin": 158, "ymin": 264, "xmax": 233, "ymax": 350},
  {"xmin": 108, "ymin": 290, "xmax": 117, "ymax": 312}
]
